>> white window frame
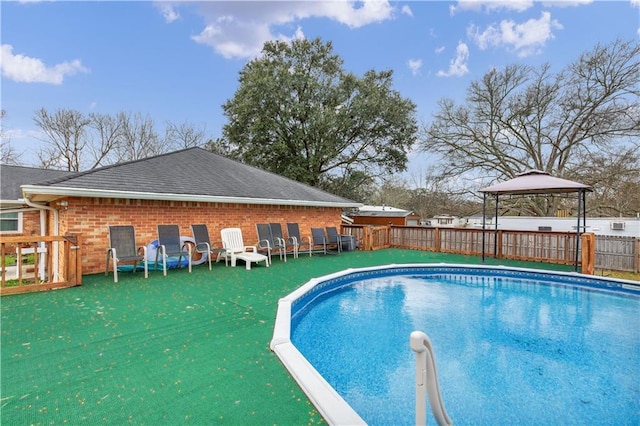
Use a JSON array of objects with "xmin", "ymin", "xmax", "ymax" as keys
[{"xmin": 0, "ymin": 211, "xmax": 23, "ymax": 234}]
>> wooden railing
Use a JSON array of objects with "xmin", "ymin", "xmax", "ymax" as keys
[
  {"xmin": 341, "ymin": 225, "xmax": 390, "ymax": 251},
  {"xmin": 0, "ymin": 235, "xmax": 82, "ymax": 295},
  {"xmin": 342, "ymin": 225, "xmax": 587, "ymax": 268}
]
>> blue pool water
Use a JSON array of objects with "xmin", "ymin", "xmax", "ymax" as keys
[{"xmin": 291, "ymin": 268, "xmax": 640, "ymax": 425}]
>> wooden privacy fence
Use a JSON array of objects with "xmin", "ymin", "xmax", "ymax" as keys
[
  {"xmin": 594, "ymin": 235, "xmax": 639, "ymax": 273},
  {"xmin": 0, "ymin": 235, "xmax": 82, "ymax": 296},
  {"xmin": 342, "ymin": 225, "xmax": 614, "ymax": 272},
  {"xmin": 341, "ymin": 225, "xmax": 390, "ymax": 251}
]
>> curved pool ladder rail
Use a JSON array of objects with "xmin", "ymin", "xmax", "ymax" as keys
[{"xmin": 410, "ymin": 331, "xmax": 453, "ymax": 426}]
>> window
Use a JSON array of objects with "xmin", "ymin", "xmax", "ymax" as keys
[{"xmin": 0, "ymin": 212, "xmax": 21, "ymax": 233}]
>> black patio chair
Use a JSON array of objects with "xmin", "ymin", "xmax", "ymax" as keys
[
  {"xmin": 269, "ymin": 223, "xmax": 288, "ymax": 262},
  {"xmin": 155, "ymin": 225, "xmax": 192, "ymax": 276},
  {"xmin": 286, "ymin": 222, "xmax": 312, "ymax": 258},
  {"xmin": 311, "ymin": 227, "xmax": 328, "ymax": 255},
  {"xmin": 105, "ymin": 225, "xmax": 148, "ymax": 283},
  {"xmin": 325, "ymin": 226, "xmax": 342, "ymax": 254},
  {"xmin": 191, "ymin": 224, "xmax": 227, "ymax": 270},
  {"xmin": 256, "ymin": 223, "xmax": 287, "ymax": 264}
]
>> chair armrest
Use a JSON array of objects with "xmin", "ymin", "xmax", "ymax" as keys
[
  {"xmin": 257, "ymin": 239, "xmax": 272, "ymax": 249},
  {"xmin": 286, "ymin": 236, "xmax": 298, "ymax": 245},
  {"xmin": 195, "ymin": 242, "xmax": 211, "ymax": 253}
]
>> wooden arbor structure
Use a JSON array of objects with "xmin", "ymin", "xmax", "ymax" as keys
[{"xmin": 479, "ymin": 170, "xmax": 593, "ymax": 272}]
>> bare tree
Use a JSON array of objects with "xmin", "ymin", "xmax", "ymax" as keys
[
  {"xmin": 420, "ymin": 39, "xmax": 640, "ymax": 216},
  {"xmin": 165, "ymin": 120, "xmax": 208, "ymax": 150},
  {"xmin": 87, "ymin": 112, "xmax": 124, "ymax": 168},
  {"xmin": 368, "ymin": 177, "xmax": 412, "ymax": 209},
  {"xmin": 0, "ymin": 109, "xmax": 22, "ymax": 165},
  {"xmin": 112, "ymin": 112, "xmax": 165, "ymax": 162},
  {"xmin": 569, "ymin": 142, "xmax": 640, "ymax": 216},
  {"xmin": 35, "ymin": 108, "xmax": 90, "ymax": 171}
]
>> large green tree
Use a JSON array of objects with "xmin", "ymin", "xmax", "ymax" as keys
[
  {"xmin": 218, "ymin": 38, "xmax": 417, "ymax": 195},
  {"xmin": 420, "ymin": 39, "xmax": 640, "ymax": 216}
]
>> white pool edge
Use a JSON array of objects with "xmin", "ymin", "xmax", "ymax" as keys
[
  {"xmin": 269, "ymin": 263, "xmax": 639, "ymax": 425},
  {"xmin": 270, "ymin": 268, "xmax": 367, "ymax": 425}
]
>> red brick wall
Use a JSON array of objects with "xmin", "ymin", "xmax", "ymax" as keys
[
  {"xmin": 22, "ymin": 211, "xmax": 43, "ymax": 236},
  {"xmin": 58, "ymin": 197, "xmax": 343, "ymax": 275}
]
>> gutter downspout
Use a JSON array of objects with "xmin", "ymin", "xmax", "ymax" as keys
[{"xmin": 23, "ymin": 197, "xmax": 60, "ymax": 282}]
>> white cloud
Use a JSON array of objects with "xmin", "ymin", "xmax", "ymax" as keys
[
  {"xmin": 0, "ymin": 44, "xmax": 89, "ymax": 84},
  {"xmin": 541, "ymin": 0, "xmax": 593, "ymax": 7},
  {"xmin": 435, "ymin": 45, "xmax": 445, "ymax": 54},
  {"xmin": 6, "ymin": 128, "xmax": 39, "ymax": 138},
  {"xmin": 401, "ymin": 5, "xmax": 413, "ymax": 17},
  {"xmin": 451, "ymin": 0, "xmax": 534, "ymax": 15},
  {"xmin": 437, "ymin": 42, "xmax": 469, "ymax": 77},
  {"xmin": 407, "ymin": 59, "xmax": 422, "ymax": 76},
  {"xmin": 167, "ymin": 1, "xmax": 397, "ymax": 59},
  {"xmin": 157, "ymin": 3, "xmax": 180, "ymax": 23},
  {"xmin": 467, "ymin": 11, "xmax": 563, "ymax": 57}
]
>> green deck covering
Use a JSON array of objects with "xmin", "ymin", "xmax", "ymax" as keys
[{"xmin": 1, "ymin": 249, "xmax": 572, "ymax": 424}]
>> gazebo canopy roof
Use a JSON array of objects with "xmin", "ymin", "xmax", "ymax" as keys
[{"xmin": 479, "ymin": 170, "xmax": 592, "ymax": 195}]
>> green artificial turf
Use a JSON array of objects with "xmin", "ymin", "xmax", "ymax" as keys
[{"xmin": 1, "ymin": 249, "xmax": 573, "ymax": 425}]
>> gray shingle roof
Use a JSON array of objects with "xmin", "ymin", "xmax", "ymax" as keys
[
  {"xmin": 1, "ymin": 165, "xmax": 74, "ymax": 201},
  {"xmin": 19, "ymin": 148, "xmax": 360, "ymax": 207}
]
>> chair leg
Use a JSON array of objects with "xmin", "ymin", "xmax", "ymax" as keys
[
  {"xmin": 187, "ymin": 245, "xmax": 192, "ymax": 273},
  {"xmin": 142, "ymin": 247, "xmax": 148, "ymax": 279},
  {"xmin": 161, "ymin": 246, "xmax": 168, "ymax": 276}
]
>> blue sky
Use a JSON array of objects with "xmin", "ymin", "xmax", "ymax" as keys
[{"xmin": 2, "ymin": 0, "xmax": 639, "ymax": 180}]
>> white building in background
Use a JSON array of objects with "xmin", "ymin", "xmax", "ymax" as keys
[
  {"xmin": 426, "ymin": 215, "xmax": 468, "ymax": 227},
  {"xmin": 470, "ymin": 216, "xmax": 640, "ymax": 237}
]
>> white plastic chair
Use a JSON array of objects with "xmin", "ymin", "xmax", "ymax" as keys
[{"xmin": 220, "ymin": 228, "xmax": 270, "ymax": 270}]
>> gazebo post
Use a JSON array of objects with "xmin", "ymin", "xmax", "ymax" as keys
[
  {"xmin": 481, "ymin": 193, "xmax": 487, "ymax": 263},
  {"xmin": 573, "ymin": 189, "xmax": 587, "ymax": 272},
  {"xmin": 494, "ymin": 194, "xmax": 499, "ymax": 258}
]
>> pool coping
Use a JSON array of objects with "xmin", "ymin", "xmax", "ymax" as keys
[{"xmin": 269, "ymin": 263, "xmax": 639, "ymax": 425}]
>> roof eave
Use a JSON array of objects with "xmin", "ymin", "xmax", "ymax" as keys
[{"xmin": 20, "ymin": 185, "xmax": 362, "ymax": 208}]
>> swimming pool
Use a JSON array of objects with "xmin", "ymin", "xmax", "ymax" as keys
[{"xmin": 270, "ymin": 264, "xmax": 640, "ymax": 425}]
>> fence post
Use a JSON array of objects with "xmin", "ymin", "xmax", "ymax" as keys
[
  {"xmin": 434, "ymin": 227, "xmax": 441, "ymax": 253},
  {"xmin": 635, "ymin": 238, "xmax": 640, "ymax": 273},
  {"xmin": 362, "ymin": 226, "xmax": 371, "ymax": 251},
  {"xmin": 581, "ymin": 233, "xmax": 595, "ymax": 275}
]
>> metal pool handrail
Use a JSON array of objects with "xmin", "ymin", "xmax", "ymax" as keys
[{"xmin": 410, "ymin": 331, "xmax": 453, "ymax": 426}]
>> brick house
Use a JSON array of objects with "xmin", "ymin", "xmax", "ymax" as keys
[
  {"xmin": 349, "ymin": 205, "xmax": 421, "ymax": 226},
  {"xmin": 2, "ymin": 148, "xmax": 360, "ymax": 275}
]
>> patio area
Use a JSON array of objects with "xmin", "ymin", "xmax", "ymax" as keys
[{"xmin": 1, "ymin": 249, "xmax": 573, "ymax": 425}]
